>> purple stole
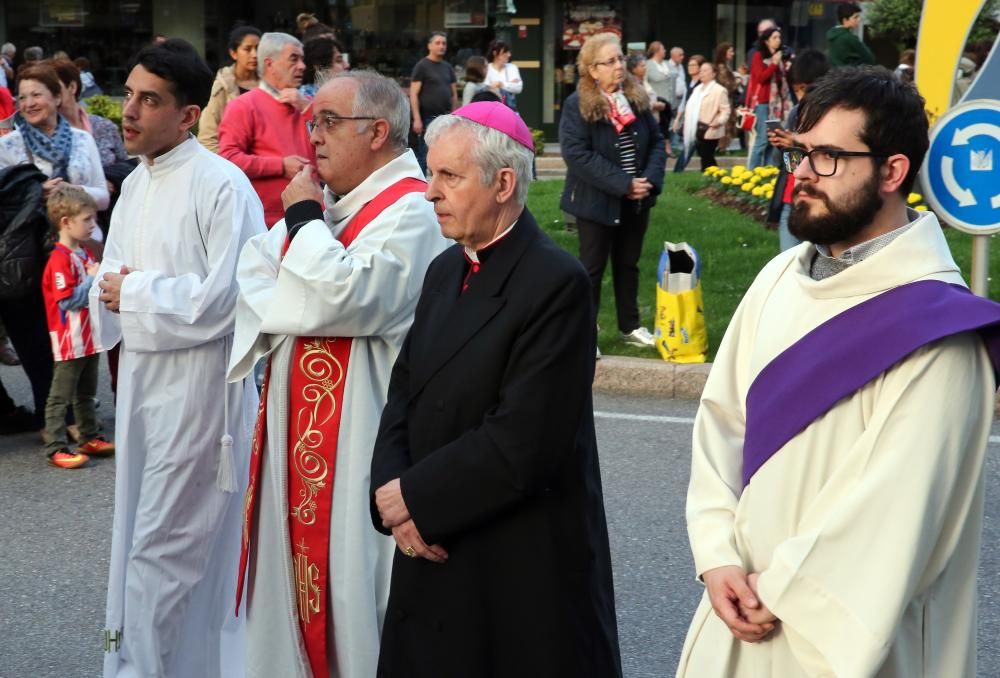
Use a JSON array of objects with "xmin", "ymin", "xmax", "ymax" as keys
[{"xmin": 742, "ymin": 280, "xmax": 1000, "ymax": 489}]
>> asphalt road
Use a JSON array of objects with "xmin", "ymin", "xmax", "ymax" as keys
[{"xmin": 0, "ymin": 366, "xmax": 997, "ymax": 677}]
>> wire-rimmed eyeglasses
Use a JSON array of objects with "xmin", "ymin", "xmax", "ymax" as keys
[{"xmin": 306, "ymin": 113, "xmax": 377, "ymax": 135}]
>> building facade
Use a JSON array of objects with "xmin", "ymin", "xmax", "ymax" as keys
[{"xmin": 1, "ymin": 0, "xmax": 853, "ymax": 136}]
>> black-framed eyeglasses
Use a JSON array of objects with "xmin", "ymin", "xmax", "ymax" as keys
[
  {"xmin": 306, "ymin": 114, "xmax": 377, "ymax": 135},
  {"xmin": 783, "ymin": 146, "xmax": 885, "ymax": 177},
  {"xmin": 594, "ymin": 55, "xmax": 626, "ymax": 68}
]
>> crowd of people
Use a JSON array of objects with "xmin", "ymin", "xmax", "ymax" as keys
[{"xmin": 0, "ymin": 9, "xmax": 997, "ymax": 678}]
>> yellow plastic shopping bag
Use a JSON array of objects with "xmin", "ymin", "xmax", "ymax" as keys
[{"xmin": 655, "ymin": 242, "xmax": 707, "ymax": 363}]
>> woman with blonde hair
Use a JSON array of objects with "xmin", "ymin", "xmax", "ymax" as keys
[{"xmin": 559, "ymin": 33, "xmax": 666, "ymax": 355}]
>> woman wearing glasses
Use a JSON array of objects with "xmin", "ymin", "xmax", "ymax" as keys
[{"xmin": 559, "ymin": 33, "xmax": 666, "ymax": 356}]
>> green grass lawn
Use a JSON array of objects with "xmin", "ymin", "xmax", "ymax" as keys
[{"xmin": 527, "ymin": 175, "xmax": 1000, "ymax": 361}]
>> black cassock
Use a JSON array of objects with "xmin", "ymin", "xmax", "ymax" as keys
[{"xmin": 370, "ymin": 208, "xmax": 623, "ymax": 678}]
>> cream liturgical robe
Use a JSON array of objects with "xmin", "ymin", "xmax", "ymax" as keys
[
  {"xmin": 228, "ymin": 149, "xmax": 448, "ymax": 678},
  {"xmin": 89, "ymin": 136, "xmax": 265, "ymax": 677},
  {"xmin": 678, "ymin": 212, "xmax": 995, "ymax": 678}
]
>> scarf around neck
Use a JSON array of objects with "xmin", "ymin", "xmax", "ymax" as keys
[
  {"xmin": 14, "ymin": 112, "xmax": 74, "ymax": 179},
  {"xmin": 603, "ymin": 89, "xmax": 636, "ymax": 133}
]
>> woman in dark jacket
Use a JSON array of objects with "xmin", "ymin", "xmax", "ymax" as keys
[{"xmin": 559, "ymin": 33, "xmax": 666, "ymax": 356}]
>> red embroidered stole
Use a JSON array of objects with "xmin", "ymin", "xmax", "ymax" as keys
[{"xmin": 235, "ymin": 177, "xmax": 427, "ymax": 678}]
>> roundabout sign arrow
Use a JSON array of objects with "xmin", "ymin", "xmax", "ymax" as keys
[{"xmin": 922, "ymin": 99, "xmax": 1000, "ymax": 235}]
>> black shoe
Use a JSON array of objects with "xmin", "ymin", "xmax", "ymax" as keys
[{"xmin": 0, "ymin": 406, "xmax": 37, "ymax": 434}]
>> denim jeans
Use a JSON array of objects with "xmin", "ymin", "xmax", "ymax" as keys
[
  {"xmin": 778, "ymin": 202, "xmax": 800, "ymax": 252},
  {"xmin": 748, "ymin": 103, "xmax": 773, "ymax": 169}
]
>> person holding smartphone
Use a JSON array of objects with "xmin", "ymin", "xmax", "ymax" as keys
[{"xmin": 747, "ymin": 27, "xmax": 787, "ymax": 168}]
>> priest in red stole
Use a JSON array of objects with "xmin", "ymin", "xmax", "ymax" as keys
[{"xmin": 227, "ymin": 71, "xmax": 447, "ymax": 678}]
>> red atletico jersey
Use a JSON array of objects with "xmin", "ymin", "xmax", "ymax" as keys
[{"xmin": 42, "ymin": 243, "xmax": 100, "ymax": 361}]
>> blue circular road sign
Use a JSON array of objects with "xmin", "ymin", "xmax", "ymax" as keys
[{"xmin": 921, "ymin": 99, "xmax": 1000, "ymax": 234}]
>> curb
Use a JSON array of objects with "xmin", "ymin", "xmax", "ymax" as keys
[
  {"xmin": 595, "ymin": 355, "xmax": 1000, "ymax": 415},
  {"xmin": 593, "ymin": 356, "xmax": 711, "ymax": 400}
]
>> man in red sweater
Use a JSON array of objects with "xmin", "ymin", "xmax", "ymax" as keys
[{"xmin": 219, "ymin": 32, "xmax": 315, "ymax": 227}]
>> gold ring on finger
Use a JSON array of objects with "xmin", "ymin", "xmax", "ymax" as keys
[{"xmin": 404, "ymin": 545, "xmax": 415, "ymax": 557}]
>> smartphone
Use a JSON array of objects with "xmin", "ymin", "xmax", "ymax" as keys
[{"xmin": 766, "ymin": 119, "xmax": 783, "ymax": 132}]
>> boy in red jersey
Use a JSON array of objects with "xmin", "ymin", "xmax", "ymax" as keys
[{"xmin": 41, "ymin": 185, "xmax": 114, "ymax": 468}]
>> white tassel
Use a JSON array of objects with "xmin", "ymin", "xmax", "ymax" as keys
[
  {"xmin": 217, "ymin": 433, "xmax": 236, "ymax": 492},
  {"xmin": 217, "ymin": 381, "xmax": 236, "ymax": 492}
]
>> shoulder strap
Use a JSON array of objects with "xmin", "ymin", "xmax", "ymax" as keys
[
  {"xmin": 339, "ymin": 177, "xmax": 428, "ymax": 247},
  {"xmin": 741, "ymin": 280, "xmax": 1000, "ymax": 489}
]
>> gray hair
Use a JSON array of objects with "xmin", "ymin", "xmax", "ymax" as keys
[
  {"xmin": 425, "ymin": 114, "xmax": 534, "ymax": 205},
  {"xmin": 1, "ymin": 43, "xmax": 14, "ymax": 57},
  {"xmin": 24, "ymin": 46, "xmax": 44, "ymax": 61},
  {"xmin": 327, "ymin": 70, "xmax": 410, "ymax": 152},
  {"xmin": 257, "ymin": 32, "xmax": 302, "ymax": 77}
]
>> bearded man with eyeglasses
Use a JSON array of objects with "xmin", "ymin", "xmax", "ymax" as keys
[
  {"xmin": 228, "ymin": 70, "xmax": 447, "ymax": 678},
  {"xmin": 677, "ymin": 66, "xmax": 1000, "ymax": 677}
]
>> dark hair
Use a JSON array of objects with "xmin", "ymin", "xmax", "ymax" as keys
[
  {"xmin": 626, "ymin": 54, "xmax": 646, "ymax": 74},
  {"xmin": 297, "ymin": 14, "xmax": 336, "ymax": 43},
  {"xmin": 688, "ymin": 54, "xmax": 706, "ymax": 67},
  {"xmin": 73, "ymin": 56, "xmax": 91, "ymax": 71},
  {"xmin": 470, "ymin": 89, "xmax": 502, "ymax": 104},
  {"xmin": 757, "ymin": 27, "xmax": 781, "ymax": 57},
  {"xmin": 130, "ymin": 38, "xmax": 213, "ymax": 109},
  {"xmin": 228, "ymin": 25, "xmax": 262, "ymax": 52},
  {"xmin": 16, "ymin": 63, "xmax": 62, "ymax": 98},
  {"xmin": 797, "ymin": 66, "xmax": 928, "ymax": 195},
  {"xmin": 303, "ymin": 37, "xmax": 343, "ymax": 84},
  {"xmin": 787, "ymin": 49, "xmax": 829, "ymax": 87},
  {"xmin": 464, "ymin": 56, "xmax": 487, "ymax": 83},
  {"xmin": 427, "ymin": 31, "xmax": 447, "ymax": 45},
  {"xmin": 837, "ymin": 2, "xmax": 863, "ymax": 23},
  {"xmin": 49, "ymin": 58, "xmax": 83, "ymax": 101},
  {"xmin": 899, "ymin": 48, "xmax": 915, "ymax": 67},
  {"xmin": 486, "ymin": 40, "xmax": 510, "ymax": 63},
  {"xmin": 713, "ymin": 42, "xmax": 733, "ymax": 65}
]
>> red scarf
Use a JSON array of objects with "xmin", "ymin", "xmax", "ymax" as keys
[
  {"xmin": 236, "ymin": 177, "xmax": 427, "ymax": 678},
  {"xmin": 604, "ymin": 89, "xmax": 637, "ymax": 133}
]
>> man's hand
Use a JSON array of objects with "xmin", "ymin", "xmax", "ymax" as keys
[
  {"xmin": 277, "ymin": 87, "xmax": 308, "ymax": 111},
  {"xmin": 42, "ymin": 177, "xmax": 64, "ymax": 198},
  {"xmin": 281, "ymin": 165, "xmax": 323, "ymax": 209},
  {"xmin": 375, "ymin": 478, "xmax": 411, "ymax": 529},
  {"xmin": 627, "ymin": 177, "xmax": 653, "ymax": 201},
  {"xmin": 767, "ymin": 127, "xmax": 794, "ymax": 150},
  {"xmin": 282, "ymin": 155, "xmax": 310, "ymax": 179},
  {"xmin": 741, "ymin": 572, "xmax": 779, "ymax": 626},
  {"xmin": 98, "ymin": 265, "xmax": 133, "ymax": 313},
  {"xmin": 391, "ymin": 519, "xmax": 448, "ymax": 564},
  {"xmin": 412, "ymin": 118, "xmax": 424, "ymax": 136},
  {"xmin": 702, "ymin": 565, "xmax": 776, "ymax": 643}
]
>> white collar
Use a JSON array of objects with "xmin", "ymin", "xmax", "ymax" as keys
[{"xmin": 464, "ymin": 219, "xmax": 517, "ymax": 263}]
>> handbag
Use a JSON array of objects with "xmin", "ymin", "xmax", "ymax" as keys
[{"xmin": 735, "ymin": 80, "xmax": 761, "ymax": 131}]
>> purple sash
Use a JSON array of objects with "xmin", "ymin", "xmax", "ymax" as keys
[{"xmin": 742, "ymin": 280, "xmax": 1000, "ymax": 488}]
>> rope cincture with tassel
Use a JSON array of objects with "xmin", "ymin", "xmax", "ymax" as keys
[{"xmin": 217, "ymin": 381, "xmax": 237, "ymax": 492}]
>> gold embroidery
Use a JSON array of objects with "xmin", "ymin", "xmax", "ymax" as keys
[
  {"xmin": 293, "ymin": 539, "xmax": 321, "ymax": 623},
  {"xmin": 289, "ymin": 339, "xmax": 343, "ymax": 526}
]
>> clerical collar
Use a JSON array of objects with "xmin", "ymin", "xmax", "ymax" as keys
[
  {"xmin": 259, "ymin": 80, "xmax": 283, "ymax": 100},
  {"xmin": 464, "ymin": 220, "xmax": 517, "ymax": 264},
  {"xmin": 809, "ymin": 211, "xmax": 919, "ymax": 281}
]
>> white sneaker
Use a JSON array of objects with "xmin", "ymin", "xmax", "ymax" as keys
[
  {"xmin": 621, "ymin": 327, "xmax": 655, "ymax": 347},
  {"xmin": 596, "ymin": 345, "xmax": 602, "ymax": 360}
]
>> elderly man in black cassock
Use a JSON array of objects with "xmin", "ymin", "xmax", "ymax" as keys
[{"xmin": 370, "ymin": 101, "xmax": 623, "ymax": 678}]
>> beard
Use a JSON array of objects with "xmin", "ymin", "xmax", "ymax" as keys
[{"xmin": 788, "ymin": 172, "xmax": 883, "ymax": 246}]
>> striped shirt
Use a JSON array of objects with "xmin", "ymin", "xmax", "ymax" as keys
[
  {"xmin": 42, "ymin": 244, "xmax": 101, "ymax": 361},
  {"xmin": 618, "ymin": 129, "xmax": 638, "ymax": 176}
]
